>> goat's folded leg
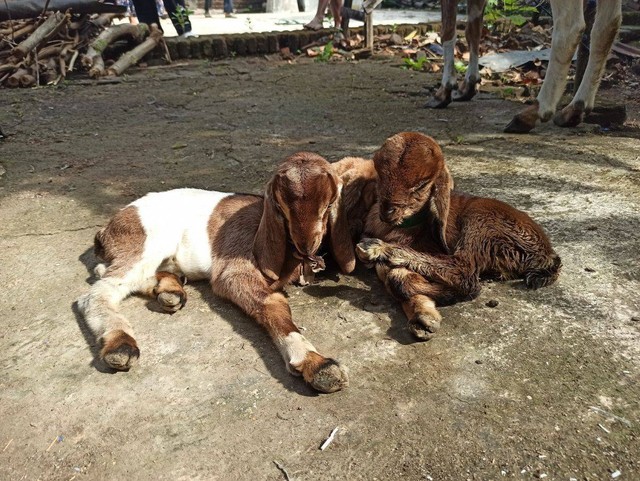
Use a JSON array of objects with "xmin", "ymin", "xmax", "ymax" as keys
[
  {"xmin": 149, "ymin": 271, "xmax": 187, "ymax": 313},
  {"xmin": 211, "ymin": 266, "xmax": 348, "ymax": 393},
  {"xmin": 376, "ymin": 264, "xmax": 447, "ymax": 341}
]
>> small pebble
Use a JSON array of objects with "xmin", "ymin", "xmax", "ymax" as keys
[
  {"xmin": 486, "ymin": 300, "xmax": 499, "ymax": 308},
  {"xmin": 584, "ymin": 267, "xmax": 596, "ymax": 272},
  {"xmin": 475, "ymin": 359, "xmax": 483, "ymax": 365},
  {"xmin": 586, "ymin": 225, "xmax": 598, "ymax": 231},
  {"xmin": 631, "ymin": 316, "xmax": 639, "ymax": 322},
  {"xmin": 611, "ymin": 470, "xmax": 621, "ymax": 479}
]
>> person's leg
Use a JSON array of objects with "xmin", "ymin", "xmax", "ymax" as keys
[
  {"xmin": 328, "ymin": 0, "xmax": 342, "ymax": 28},
  {"xmin": 204, "ymin": 0, "xmax": 212, "ymax": 15},
  {"xmin": 304, "ymin": 0, "xmax": 331, "ymax": 30},
  {"xmin": 131, "ymin": 0, "xmax": 162, "ymax": 29},
  {"xmin": 163, "ymin": 0, "xmax": 193, "ymax": 35},
  {"xmin": 223, "ymin": 0, "xmax": 234, "ymax": 15}
]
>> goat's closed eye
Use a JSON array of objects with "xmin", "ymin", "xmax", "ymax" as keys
[{"xmin": 413, "ymin": 180, "xmax": 430, "ymax": 192}]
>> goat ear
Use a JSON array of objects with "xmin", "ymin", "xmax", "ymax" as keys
[
  {"xmin": 253, "ymin": 177, "xmax": 287, "ymax": 281},
  {"xmin": 429, "ymin": 165, "xmax": 453, "ymax": 254},
  {"xmin": 328, "ymin": 173, "xmax": 356, "ymax": 274}
]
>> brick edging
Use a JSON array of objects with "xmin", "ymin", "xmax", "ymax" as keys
[{"xmin": 157, "ymin": 22, "xmax": 442, "ymax": 61}]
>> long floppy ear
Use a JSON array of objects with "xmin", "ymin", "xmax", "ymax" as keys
[
  {"xmin": 253, "ymin": 176, "xmax": 287, "ymax": 281},
  {"xmin": 428, "ymin": 165, "xmax": 453, "ymax": 254},
  {"xmin": 328, "ymin": 172, "xmax": 356, "ymax": 274}
]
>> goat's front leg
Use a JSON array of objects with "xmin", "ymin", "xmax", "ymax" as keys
[
  {"xmin": 554, "ymin": 0, "xmax": 622, "ymax": 127},
  {"xmin": 211, "ymin": 266, "xmax": 348, "ymax": 393},
  {"xmin": 426, "ymin": 0, "xmax": 458, "ymax": 108},
  {"xmin": 453, "ymin": 0, "xmax": 486, "ymax": 102},
  {"xmin": 357, "ymin": 238, "xmax": 481, "ymax": 301},
  {"xmin": 375, "ymin": 263, "xmax": 453, "ymax": 341}
]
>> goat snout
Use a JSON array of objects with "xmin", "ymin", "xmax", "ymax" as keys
[{"xmin": 380, "ymin": 206, "xmax": 404, "ymax": 225}]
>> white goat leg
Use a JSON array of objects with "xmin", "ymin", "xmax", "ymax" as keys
[
  {"xmin": 536, "ymin": 0, "xmax": 586, "ymax": 121},
  {"xmin": 554, "ymin": 0, "xmax": 622, "ymax": 126}
]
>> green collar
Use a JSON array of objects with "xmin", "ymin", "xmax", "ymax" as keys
[{"xmin": 398, "ymin": 209, "xmax": 430, "ymax": 229}]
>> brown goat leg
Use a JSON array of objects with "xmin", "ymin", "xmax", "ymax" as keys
[
  {"xmin": 358, "ymin": 238, "xmax": 480, "ymax": 299},
  {"xmin": 211, "ymin": 266, "xmax": 348, "ymax": 393},
  {"xmin": 376, "ymin": 264, "xmax": 449, "ymax": 341},
  {"xmin": 152, "ymin": 271, "xmax": 187, "ymax": 313}
]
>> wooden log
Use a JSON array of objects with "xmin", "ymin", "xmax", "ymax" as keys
[
  {"xmin": 11, "ymin": 12, "xmax": 69, "ymax": 60},
  {"xmin": 20, "ymin": 72, "xmax": 36, "ymax": 87},
  {"xmin": 6, "ymin": 68, "xmax": 29, "ymax": 88},
  {"xmin": 41, "ymin": 57, "xmax": 58, "ymax": 84},
  {"xmin": 82, "ymin": 23, "xmax": 149, "ymax": 78},
  {"xmin": 1, "ymin": 23, "xmax": 37, "ymax": 42},
  {"xmin": 106, "ymin": 24, "xmax": 162, "ymax": 77}
]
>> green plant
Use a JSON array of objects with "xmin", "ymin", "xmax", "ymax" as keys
[
  {"xmin": 454, "ymin": 60, "xmax": 467, "ymax": 74},
  {"xmin": 315, "ymin": 43, "xmax": 334, "ymax": 62},
  {"xmin": 171, "ymin": 6, "xmax": 194, "ymax": 32},
  {"xmin": 402, "ymin": 56, "xmax": 429, "ymax": 71},
  {"xmin": 484, "ymin": 0, "xmax": 537, "ymax": 28}
]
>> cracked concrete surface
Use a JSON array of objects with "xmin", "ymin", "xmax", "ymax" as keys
[{"xmin": 0, "ymin": 57, "xmax": 639, "ymax": 480}]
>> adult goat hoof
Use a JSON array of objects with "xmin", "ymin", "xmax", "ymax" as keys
[
  {"xmin": 309, "ymin": 359, "xmax": 349, "ymax": 393},
  {"xmin": 452, "ymin": 81, "xmax": 477, "ymax": 102},
  {"xmin": 408, "ymin": 313, "xmax": 441, "ymax": 341},
  {"xmin": 101, "ymin": 330, "xmax": 140, "ymax": 370},
  {"xmin": 553, "ymin": 103, "xmax": 584, "ymax": 128},
  {"xmin": 425, "ymin": 95, "xmax": 452, "ymax": 109},
  {"xmin": 504, "ymin": 104, "xmax": 539, "ymax": 133}
]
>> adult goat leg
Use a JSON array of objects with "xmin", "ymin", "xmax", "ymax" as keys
[
  {"xmin": 554, "ymin": 0, "xmax": 622, "ymax": 127},
  {"xmin": 505, "ymin": 0, "xmax": 585, "ymax": 133},
  {"xmin": 453, "ymin": 0, "xmax": 486, "ymax": 102},
  {"xmin": 426, "ymin": 0, "xmax": 458, "ymax": 108}
]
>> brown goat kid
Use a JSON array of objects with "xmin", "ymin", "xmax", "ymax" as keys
[
  {"xmin": 77, "ymin": 153, "xmax": 354, "ymax": 393},
  {"xmin": 356, "ymin": 132, "xmax": 561, "ymax": 340}
]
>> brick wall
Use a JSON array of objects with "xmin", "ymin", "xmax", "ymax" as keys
[{"xmin": 193, "ymin": 0, "xmax": 266, "ymax": 13}]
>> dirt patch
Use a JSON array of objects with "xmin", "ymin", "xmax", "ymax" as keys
[{"xmin": 1, "ymin": 57, "xmax": 639, "ymax": 480}]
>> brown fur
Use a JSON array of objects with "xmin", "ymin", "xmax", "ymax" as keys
[
  {"xmin": 94, "ymin": 206, "xmax": 145, "ymax": 276},
  {"xmin": 357, "ymin": 132, "xmax": 561, "ymax": 339}
]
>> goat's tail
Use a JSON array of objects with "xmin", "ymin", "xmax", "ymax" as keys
[{"xmin": 524, "ymin": 253, "xmax": 562, "ymax": 290}]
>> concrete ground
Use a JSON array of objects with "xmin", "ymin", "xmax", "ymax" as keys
[{"xmin": 0, "ymin": 55, "xmax": 639, "ymax": 480}]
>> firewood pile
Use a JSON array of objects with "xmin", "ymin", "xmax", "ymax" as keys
[{"xmin": 0, "ymin": 11, "xmax": 165, "ymax": 88}]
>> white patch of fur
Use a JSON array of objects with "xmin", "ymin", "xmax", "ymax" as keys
[
  {"xmin": 442, "ymin": 38, "xmax": 457, "ymax": 89},
  {"xmin": 132, "ymin": 188, "xmax": 231, "ymax": 280},
  {"xmin": 277, "ymin": 332, "xmax": 318, "ymax": 372}
]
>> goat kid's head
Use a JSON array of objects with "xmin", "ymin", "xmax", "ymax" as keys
[
  {"xmin": 253, "ymin": 152, "xmax": 356, "ymax": 281},
  {"xmin": 373, "ymin": 132, "xmax": 454, "ymax": 252}
]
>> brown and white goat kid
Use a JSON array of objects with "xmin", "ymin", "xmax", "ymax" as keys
[
  {"xmin": 429, "ymin": 0, "xmax": 622, "ymax": 133},
  {"xmin": 77, "ymin": 153, "xmax": 354, "ymax": 393},
  {"xmin": 356, "ymin": 132, "xmax": 561, "ymax": 340}
]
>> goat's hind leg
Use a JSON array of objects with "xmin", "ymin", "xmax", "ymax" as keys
[
  {"xmin": 453, "ymin": 0, "xmax": 486, "ymax": 102},
  {"xmin": 505, "ymin": 0, "xmax": 585, "ymax": 133},
  {"xmin": 77, "ymin": 260, "xmax": 167, "ymax": 370},
  {"xmin": 554, "ymin": 0, "xmax": 622, "ymax": 127}
]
